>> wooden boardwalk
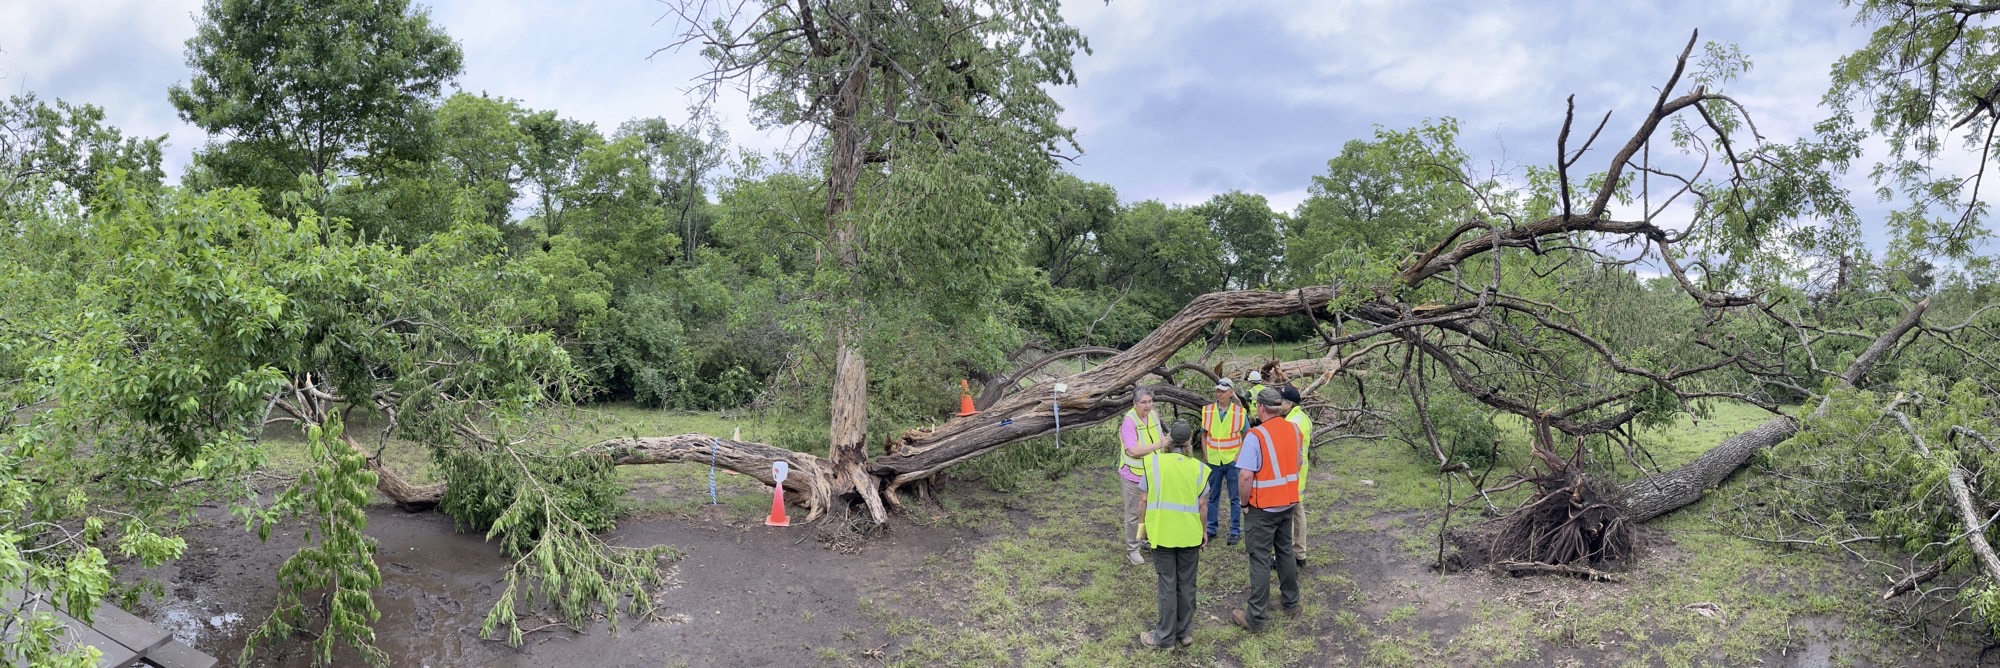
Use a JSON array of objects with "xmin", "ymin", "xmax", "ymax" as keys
[{"xmin": 5, "ymin": 589, "xmax": 217, "ymax": 668}]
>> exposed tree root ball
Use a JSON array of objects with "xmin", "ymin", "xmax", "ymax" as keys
[{"xmin": 1488, "ymin": 469, "xmax": 1635, "ymax": 568}]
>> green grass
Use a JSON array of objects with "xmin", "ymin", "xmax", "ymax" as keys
[
  {"xmin": 857, "ymin": 401, "xmax": 1977, "ymax": 666},
  {"xmin": 255, "ymin": 394, "xmax": 1976, "ymax": 665}
]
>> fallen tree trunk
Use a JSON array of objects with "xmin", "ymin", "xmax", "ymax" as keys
[
  {"xmin": 1621, "ymin": 299, "xmax": 1929, "ymax": 522},
  {"xmin": 869, "ymin": 286, "xmax": 1340, "ymax": 498}
]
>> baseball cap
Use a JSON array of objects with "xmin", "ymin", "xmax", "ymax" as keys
[
  {"xmin": 1256, "ymin": 387, "xmax": 1286, "ymax": 407},
  {"xmin": 1280, "ymin": 385, "xmax": 1302, "ymax": 404}
]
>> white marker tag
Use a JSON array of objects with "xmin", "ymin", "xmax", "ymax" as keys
[
  {"xmin": 773, "ymin": 460, "xmax": 790, "ymax": 482},
  {"xmin": 1053, "ymin": 383, "xmax": 1068, "ymax": 392}
]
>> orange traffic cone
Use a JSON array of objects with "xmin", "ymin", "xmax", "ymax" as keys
[
  {"xmin": 957, "ymin": 379, "xmax": 979, "ymax": 416},
  {"xmin": 765, "ymin": 484, "xmax": 790, "ymax": 527}
]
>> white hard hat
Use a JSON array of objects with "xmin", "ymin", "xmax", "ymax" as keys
[{"xmin": 1248, "ymin": 370, "xmax": 1263, "ymax": 382}]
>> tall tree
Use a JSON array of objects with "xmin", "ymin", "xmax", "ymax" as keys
[
  {"xmin": 615, "ymin": 117, "xmax": 727, "ymax": 264},
  {"xmin": 663, "ymin": 0, "xmax": 1088, "ymax": 521},
  {"xmin": 1194, "ymin": 190, "xmax": 1283, "ymax": 290},
  {"xmin": 169, "ymin": 0, "xmax": 463, "ymax": 208},
  {"xmin": 1024, "ymin": 174, "xmax": 1118, "ymax": 288}
]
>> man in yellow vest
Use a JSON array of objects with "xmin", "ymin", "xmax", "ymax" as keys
[
  {"xmin": 1231, "ymin": 388, "xmax": 1303, "ymax": 632},
  {"xmin": 1138, "ymin": 421, "xmax": 1209, "ymax": 649},
  {"xmin": 1280, "ymin": 385, "xmax": 1315, "ymax": 569},
  {"xmin": 1201, "ymin": 378, "xmax": 1247, "ymax": 545}
]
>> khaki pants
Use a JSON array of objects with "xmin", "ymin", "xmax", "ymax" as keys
[{"xmin": 1121, "ymin": 476, "xmax": 1146, "ymax": 554}]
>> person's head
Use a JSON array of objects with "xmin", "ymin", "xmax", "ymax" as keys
[
  {"xmin": 1213, "ymin": 378, "xmax": 1235, "ymax": 404},
  {"xmin": 1279, "ymin": 385, "xmax": 1302, "ymax": 411},
  {"xmin": 1133, "ymin": 386, "xmax": 1155, "ymax": 415},
  {"xmin": 1248, "ymin": 370, "xmax": 1263, "ymax": 384},
  {"xmin": 1255, "ymin": 387, "xmax": 1286, "ymax": 420},
  {"xmin": 1168, "ymin": 420, "xmax": 1192, "ymax": 453}
]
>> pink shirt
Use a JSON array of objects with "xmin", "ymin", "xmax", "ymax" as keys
[{"xmin": 1118, "ymin": 413, "xmax": 1160, "ymax": 484}]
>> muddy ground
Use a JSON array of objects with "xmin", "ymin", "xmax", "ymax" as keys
[
  {"xmin": 118, "ymin": 463, "xmax": 1988, "ymax": 668},
  {"xmin": 122, "ymin": 501, "xmax": 959, "ymax": 668}
]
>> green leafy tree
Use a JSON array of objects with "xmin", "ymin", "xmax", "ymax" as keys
[
  {"xmin": 169, "ymin": 0, "xmax": 463, "ymax": 209},
  {"xmin": 0, "ymin": 94, "xmax": 164, "ymax": 209},
  {"xmin": 435, "ymin": 93, "xmax": 534, "ymax": 227},
  {"xmin": 1100, "ymin": 199, "xmax": 1225, "ymax": 316},
  {"xmin": 1194, "ymin": 190, "xmax": 1283, "ymax": 290},
  {"xmin": 664, "ymin": 0, "xmax": 1088, "ymax": 521},
  {"xmin": 1024, "ymin": 174, "xmax": 1118, "ymax": 288}
]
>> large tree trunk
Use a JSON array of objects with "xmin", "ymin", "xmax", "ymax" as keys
[
  {"xmin": 1621, "ymin": 298, "xmax": 1930, "ymax": 522},
  {"xmin": 822, "ymin": 39, "xmax": 887, "ymax": 524},
  {"xmin": 867, "ymin": 287, "xmax": 1339, "ymax": 497}
]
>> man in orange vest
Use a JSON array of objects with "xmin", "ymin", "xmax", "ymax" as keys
[
  {"xmin": 1230, "ymin": 388, "xmax": 1304, "ymax": 632},
  {"xmin": 1200, "ymin": 378, "xmax": 1247, "ymax": 545}
]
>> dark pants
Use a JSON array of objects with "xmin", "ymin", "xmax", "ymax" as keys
[
  {"xmin": 1204, "ymin": 461, "xmax": 1242, "ymax": 538},
  {"xmin": 1151, "ymin": 546, "xmax": 1200, "ymax": 642},
  {"xmin": 1243, "ymin": 506, "xmax": 1299, "ymax": 629}
]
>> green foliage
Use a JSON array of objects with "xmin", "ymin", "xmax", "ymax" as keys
[
  {"xmin": 0, "ymin": 94, "xmax": 165, "ymax": 209},
  {"xmin": 1827, "ymin": 2, "xmax": 2000, "ymax": 263},
  {"xmin": 951, "ymin": 428, "xmax": 1106, "ymax": 493},
  {"xmin": 1194, "ymin": 190, "xmax": 1284, "ymax": 290},
  {"xmin": 457, "ymin": 432, "xmax": 672, "ymax": 644},
  {"xmin": 243, "ymin": 418, "xmax": 386, "ymax": 667},
  {"xmin": 1290, "ymin": 120, "xmax": 1474, "ymax": 297},
  {"xmin": 172, "ymin": 0, "xmax": 464, "ymax": 207},
  {"xmin": 436, "ymin": 440, "xmax": 622, "ymax": 556},
  {"xmin": 1397, "ymin": 391, "xmax": 1500, "ymax": 469}
]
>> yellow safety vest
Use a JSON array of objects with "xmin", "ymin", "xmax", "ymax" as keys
[
  {"xmin": 1121, "ymin": 408, "xmax": 1161, "ymax": 474},
  {"xmin": 1201, "ymin": 402, "xmax": 1245, "ymax": 465},
  {"xmin": 1286, "ymin": 406, "xmax": 1314, "ymax": 493},
  {"xmin": 1143, "ymin": 451, "xmax": 1207, "ymax": 548}
]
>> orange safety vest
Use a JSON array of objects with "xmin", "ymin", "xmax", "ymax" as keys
[
  {"xmin": 1245, "ymin": 419, "xmax": 1302, "ymax": 508},
  {"xmin": 1201, "ymin": 402, "xmax": 1245, "ymax": 465}
]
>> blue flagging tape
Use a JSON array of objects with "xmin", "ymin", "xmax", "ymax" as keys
[{"xmin": 1052, "ymin": 389, "xmax": 1062, "ymax": 447}]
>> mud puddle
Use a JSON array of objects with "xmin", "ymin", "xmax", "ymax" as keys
[{"xmin": 121, "ymin": 507, "xmax": 958, "ymax": 667}]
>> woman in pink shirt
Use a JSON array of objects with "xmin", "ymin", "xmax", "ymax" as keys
[{"xmin": 1119, "ymin": 387, "xmax": 1168, "ymax": 564}]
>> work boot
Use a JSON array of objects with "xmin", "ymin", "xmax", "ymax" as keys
[
  {"xmin": 1178, "ymin": 634, "xmax": 1194, "ymax": 647},
  {"xmin": 1296, "ymin": 557, "xmax": 1307, "ymax": 568},
  {"xmin": 1137, "ymin": 630, "xmax": 1171, "ymax": 650},
  {"xmin": 1127, "ymin": 549, "xmax": 1144, "ymax": 565},
  {"xmin": 1227, "ymin": 534, "xmax": 1241, "ymax": 546},
  {"xmin": 1230, "ymin": 609, "xmax": 1262, "ymax": 632},
  {"xmin": 1281, "ymin": 603, "xmax": 1302, "ymax": 618}
]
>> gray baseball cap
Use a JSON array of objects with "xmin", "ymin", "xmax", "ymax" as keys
[{"xmin": 1256, "ymin": 387, "xmax": 1286, "ymax": 407}]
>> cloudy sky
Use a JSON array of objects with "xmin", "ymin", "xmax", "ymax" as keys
[{"xmin": 0, "ymin": 0, "xmax": 1879, "ymax": 215}]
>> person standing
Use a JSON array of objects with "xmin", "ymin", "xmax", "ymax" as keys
[
  {"xmin": 1231, "ymin": 388, "xmax": 1303, "ymax": 632},
  {"xmin": 1119, "ymin": 387, "xmax": 1168, "ymax": 565},
  {"xmin": 1200, "ymin": 379, "xmax": 1247, "ymax": 545},
  {"xmin": 1138, "ymin": 421, "xmax": 1210, "ymax": 649},
  {"xmin": 1281, "ymin": 385, "xmax": 1315, "ymax": 568}
]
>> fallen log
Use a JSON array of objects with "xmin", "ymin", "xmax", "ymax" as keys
[
  {"xmin": 870, "ymin": 286, "xmax": 1342, "ymax": 498},
  {"xmin": 1620, "ymin": 299, "xmax": 1929, "ymax": 522}
]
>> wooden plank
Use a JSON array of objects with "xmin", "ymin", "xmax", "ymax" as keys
[
  {"xmin": 140, "ymin": 641, "xmax": 217, "ymax": 668},
  {"xmin": 84, "ymin": 601, "xmax": 170, "ymax": 658},
  {"xmin": 42, "ymin": 606, "xmax": 142, "ymax": 668}
]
